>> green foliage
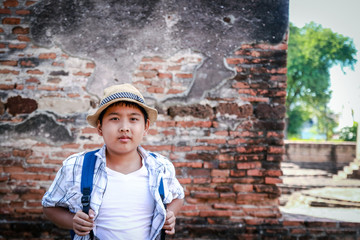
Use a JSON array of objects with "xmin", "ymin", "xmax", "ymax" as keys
[
  {"xmin": 286, "ymin": 22, "xmax": 357, "ymax": 138},
  {"xmin": 339, "ymin": 122, "xmax": 358, "ymax": 141},
  {"xmin": 287, "ymin": 105, "xmax": 311, "ymax": 137}
]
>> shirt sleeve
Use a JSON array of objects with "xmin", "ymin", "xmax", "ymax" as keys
[
  {"xmin": 42, "ymin": 153, "xmax": 82, "ymax": 212},
  {"xmin": 162, "ymin": 157, "xmax": 185, "ymax": 203}
]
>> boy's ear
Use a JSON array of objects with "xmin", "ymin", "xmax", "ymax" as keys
[
  {"xmin": 144, "ymin": 119, "xmax": 150, "ymax": 136},
  {"xmin": 97, "ymin": 120, "xmax": 103, "ymax": 136}
]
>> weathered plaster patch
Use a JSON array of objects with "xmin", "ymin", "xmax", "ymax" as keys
[
  {"xmin": 37, "ymin": 98, "xmax": 91, "ymax": 114},
  {"xmin": 0, "ymin": 112, "xmax": 75, "ymax": 144},
  {"xmin": 28, "ymin": 0, "xmax": 288, "ymax": 101}
]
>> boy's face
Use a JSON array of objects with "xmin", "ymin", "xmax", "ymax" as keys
[{"xmin": 97, "ymin": 103, "xmax": 150, "ymax": 157}]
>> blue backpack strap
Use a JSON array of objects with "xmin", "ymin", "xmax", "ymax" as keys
[
  {"xmin": 70, "ymin": 149, "xmax": 99, "ymax": 240},
  {"xmin": 80, "ymin": 149, "xmax": 98, "ymax": 214},
  {"xmin": 159, "ymin": 177, "xmax": 167, "ymax": 240}
]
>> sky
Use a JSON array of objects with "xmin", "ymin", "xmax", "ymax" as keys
[{"xmin": 289, "ymin": 0, "xmax": 360, "ymax": 129}]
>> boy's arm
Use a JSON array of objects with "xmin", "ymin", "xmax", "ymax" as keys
[
  {"xmin": 162, "ymin": 198, "xmax": 184, "ymax": 235},
  {"xmin": 43, "ymin": 206, "xmax": 75, "ymax": 229},
  {"xmin": 167, "ymin": 198, "xmax": 184, "ymax": 216},
  {"xmin": 43, "ymin": 207, "xmax": 95, "ymax": 236}
]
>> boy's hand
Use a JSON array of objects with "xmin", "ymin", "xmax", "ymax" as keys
[
  {"xmin": 162, "ymin": 209, "xmax": 176, "ymax": 235},
  {"xmin": 73, "ymin": 209, "xmax": 95, "ymax": 236}
]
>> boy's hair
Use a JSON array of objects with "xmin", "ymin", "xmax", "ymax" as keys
[{"xmin": 98, "ymin": 101, "xmax": 149, "ymax": 126}]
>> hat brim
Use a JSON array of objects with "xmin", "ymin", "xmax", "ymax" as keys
[{"xmin": 86, "ymin": 98, "xmax": 158, "ymax": 127}]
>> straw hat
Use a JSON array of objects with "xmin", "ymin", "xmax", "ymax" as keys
[{"xmin": 87, "ymin": 84, "xmax": 158, "ymax": 127}]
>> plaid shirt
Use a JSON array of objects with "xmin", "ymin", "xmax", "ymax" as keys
[{"xmin": 42, "ymin": 145, "xmax": 184, "ymax": 240}]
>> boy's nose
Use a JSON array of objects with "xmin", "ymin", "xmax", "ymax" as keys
[
  {"xmin": 119, "ymin": 127, "xmax": 130, "ymax": 132},
  {"xmin": 118, "ymin": 122, "xmax": 130, "ymax": 132}
]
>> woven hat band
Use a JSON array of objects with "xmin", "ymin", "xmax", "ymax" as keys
[{"xmin": 99, "ymin": 92, "xmax": 145, "ymax": 107}]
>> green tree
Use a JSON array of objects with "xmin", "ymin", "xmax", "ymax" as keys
[{"xmin": 286, "ymin": 22, "xmax": 357, "ymax": 138}]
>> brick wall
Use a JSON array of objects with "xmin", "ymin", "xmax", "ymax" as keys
[{"xmin": 1, "ymin": 1, "xmax": 359, "ymax": 239}]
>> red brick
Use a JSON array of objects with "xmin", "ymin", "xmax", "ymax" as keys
[
  {"xmin": 142, "ymin": 145, "xmax": 172, "ymax": 152},
  {"xmin": 214, "ymin": 130, "xmax": 228, "ymax": 136},
  {"xmin": 230, "ymin": 170, "xmax": 246, "ymax": 177},
  {"xmin": 172, "ymin": 146, "xmax": 191, "ymax": 152},
  {"xmin": 26, "ymin": 69, "xmax": 44, "ymax": 75},
  {"xmin": 267, "ymin": 146, "xmax": 285, "ymax": 154},
  {"xmin": 200, "ymin": 210, "xmax": 232, "ymax": 217},
  {"xmin": 265, "ymin": 169, "xmax": 282, "ymax": 177},
  {"xmin": 38, "ymin": 85, "xmax": 60, "ymax": 91},
  {"xmin": 158, "ymin": 72, "xmax": 172, "ymax": 79},
  {"xmin": 10, "ymin": 173, "xmax": 50, "ymax": 181},
  {"xmin": 173, "ymin": 162, "xmax": 203, "ymax": 168},
  {"xmin": 167, "ymin": 88, "xmax": 184, "ymax": 94},
  {"xmin": 193, "ymin": 178, "xmax": 211, "ymax": 184},
  {"xmin": 282, "ymin": 220, "xmax": 304, "ymax": 226},
  {"xmin": 237, "ymin": 162, "xmax": 261, "ymax": 170},
  {"xmin": 9, "ymin": 43, "xmax": 27, "ymax": 49},
  {"xmin": 61, "ymin": 143, "xmax": 80, "ymax": 149},
  {"xmin": 12, "ymin": 26, "xmax": 29, "ymax": 34},
  {"xmin": 73, "ymin": 71, "xmax": 91, "ymax": 77},
  {"xmin": 178, "ymin": 178, "xmax": 192, "ymax": 184},
  {"xmin": 245, "ymin": 218, "xmax": 265, "ymax": 225},
  {"xmin": 193, "ymin": 192, "xmax": 218, "ymax": 199},
  {"xmin": 83, "ymin": 144, "xmax": 103, "ymax": 150},
  {"xmin": 233, "ymin": 184, "xmax": 253, "ymax": 192},
  {"xmin": 0, "ymin": 60, "xmax": 17, "ymax": 66},
  {"xmin": 211, "ymin": 169, "xmax": 229, "ymax": 177},
  {"xmin": 265, "ymin": 177, "xmax": 282, "ymax": 184},
  {"xmin": 2, "ymin": 17, "xmax": 20, "ymax": 25},
  {"xmin": 12, "ymin": 149, "xmax": 32, "ymax": 158},
  {"xmin": 26, "ymin": 1, "xmax": 36, "ymax": 6},
  {"xmin": 197, "ymin": 138, "xmax": 226, "ymax": 144},
  {"xmin": 255, "ymin": 43, "xmax": 287, "ymax": 51},
  {"xmin": 238, "ymin": 89, "xmax": 257, "ymax": 96},
  {"xmin": 17, "ymin": 35, "xmax": 31, "ymax": 42},
  {"xmin": 156, "ymin": 121, "xmax": 176, "ymax": 127},
  {"xmin": 3, "ymin": 0, "xmax": 18, "ymax": 7},
  {"xmin": 141, "ymin": 56, "xmax": 164, "ymax": 62},
  {"xmin": 187, "ymin": 168, "xmax": 210, "ymax": 177},
  {"xmin": 27, "ymin": 167, "xmax": 57, "ymax": 173},
  {"xmin": 213, "ymin": 204, "xmax": 241, "ymax": 210},
  {"xmin": 67, "ymin": 93, "xmax": 80, "ymax": 98},
  {"xmin": 4, "ymin": 166, "xmax": 24, "ymax": 173},
  {"xmin": 226, "ymin": 58, "xmax": 244, "ymax": 65},
  {"xmin": 25, "ymin": 77, "xmax": 40, "ymax": 83},
  {"xmin": 192, "ymin": 146, "xmax": 217, "ymax": 151},
  {"xmin": 217, "ymin": 154, "xmax": 234, "ymax": 161},
  {"xmin": 15, "ymin": 9, "xmax": 30, "ymax": 15},
  {"xmin": 81, "ymin": 127, "xmax": 98, "ymax": 134},
  {"xmin": 147, "ymin": 86, "xmax": 164, "ymax": 93},
  {"xmin": 0, "ymin": 8, "xmax": 12, "ymax": 14},
  {"xmin": 167, "ymin": 65, "xmax": 181, "ymax": 71},
  {"xmin": 247, "ymin": 169, "xmax": 264, "ymax": 176},
  {"xmin": 39, "ymin": 53, "xmax": 56, "ymax": 59},
  {"xmin": 175, "ymin": 73, "xmax": 193, "ymax": 79},
  {"xmin": 86, "ymin": 62, "xmax": 96, "ymax": 68}
]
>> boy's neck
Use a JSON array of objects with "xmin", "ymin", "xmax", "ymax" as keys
[{"xmin": 105, "ymin": 148, "xmax": 142, "ymax": 174}]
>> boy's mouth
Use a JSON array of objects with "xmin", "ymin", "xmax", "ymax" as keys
[{"xmin": 119, "ymin": 135, "xmax": 131, "ymax": 139}]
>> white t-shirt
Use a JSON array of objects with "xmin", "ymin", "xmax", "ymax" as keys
[{"xmin": 95, "ymin": 161, "xmax": 155, "ymax": 240}]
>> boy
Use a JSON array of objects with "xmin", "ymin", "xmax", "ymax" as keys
[{"xmin": 42, "ymin": 84, "xmax": 185, "ymax": 240}]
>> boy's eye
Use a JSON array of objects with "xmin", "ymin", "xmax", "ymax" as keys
[
  {"xmin": 130, "ymin": 117, "xmax": 139, "ymax": 121},
  {"xmin": 110, "ymin": 117, "xmax": 119, "ymax": 121}
]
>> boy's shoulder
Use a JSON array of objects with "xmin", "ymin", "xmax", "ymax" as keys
[
  {"xmin": 138, "ymin": 146, "xmax": 173, "ymax": 169},
  {"xmin": 62, "ymin": 150, "xmax": 86, "ymax": 166},
  {"xmin": 62, "ymin": 146, "xmax": 105, "ymax": 166}
]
